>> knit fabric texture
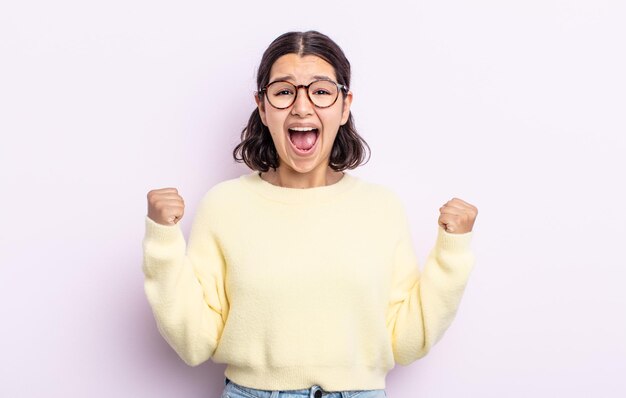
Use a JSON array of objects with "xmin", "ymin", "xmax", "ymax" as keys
[{"xmin": 142, "ymin": 170, "xmax": 475, "ymax": 391}]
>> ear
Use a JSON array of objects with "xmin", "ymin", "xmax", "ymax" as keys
[
  {"xmin": 340, "ymin": 91, "xmax": 353, "ymax": 125},
  {"xmin": 254, "ymin": 92, "xmax": 268, "ymax": 126}
]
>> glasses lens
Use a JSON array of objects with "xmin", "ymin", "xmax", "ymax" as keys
[
  {"xmin": 308, "ymin": 80, "xmax": 339, "ymax": 107},
  {"xmin": 264, "ymin": 80, "xmax": 340, "ymax": 108},
  {"xmin": 266, "ymin": 81, "xmax": 296, "ymax": 108}
]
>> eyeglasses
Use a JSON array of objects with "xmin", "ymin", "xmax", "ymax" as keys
[{"xmin": 258, "ymin": 79, "xmax": 348, "ymax": 109}]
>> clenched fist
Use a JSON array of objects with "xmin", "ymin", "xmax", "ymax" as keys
[
  {"xmin": 438, "ymin": 198, "xmax": 478, "ymax": 234},
  {"xmin": 147, "ymin": 188, "xmax": 185, "ymax": 226}
]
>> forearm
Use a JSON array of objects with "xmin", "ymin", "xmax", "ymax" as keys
[
  {"xmin": 389, "ymin": 226, "xmax": 475, "ymax": 365},
  {"xmin": 142, "ymin": 216, "xmax": 223, "ymax": 366},
  {"xmin": 419, "ymin": 226, "xmax": 475, "ymax": 348}
]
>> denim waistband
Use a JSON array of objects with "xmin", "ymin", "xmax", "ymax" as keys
[{"xmin": 223, "ymin": 377, "xmax": 385, "ymax": 398}]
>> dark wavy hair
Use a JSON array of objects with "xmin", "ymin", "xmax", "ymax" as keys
[{"xmin": 232, "ymin": 30, "xmax": 371, "ymax": 172}]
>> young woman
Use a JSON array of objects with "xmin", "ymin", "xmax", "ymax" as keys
[{"xmin": 143, "ymin": 30, "xmax": 478, "ymax": 398}]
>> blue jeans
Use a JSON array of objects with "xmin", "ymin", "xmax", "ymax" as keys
[{"xmin": 221, "ymin": 377, "xmax": 387, "ymax": 398}]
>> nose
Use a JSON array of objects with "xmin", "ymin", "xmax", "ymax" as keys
[{"xmin": 291, "ymin": 86, "xmax": 314, "ymax": 117}]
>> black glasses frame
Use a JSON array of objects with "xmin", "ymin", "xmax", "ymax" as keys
[{"xmin": 258, "ymin": 78, "xmax": 349, "ymax": 109}]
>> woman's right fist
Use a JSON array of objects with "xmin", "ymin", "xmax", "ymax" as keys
[{"xmin": 147, "ymin": 188, "xmax": 185, "ymax": 226}]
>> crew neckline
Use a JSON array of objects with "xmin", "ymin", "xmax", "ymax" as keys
[{"xmin": 239, "ymin": 170, "xmax": 360, "ymax": 204}]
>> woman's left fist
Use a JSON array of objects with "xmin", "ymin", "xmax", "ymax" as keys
[{"xmin": 438, "ymin": 198, "xmax": 478, "ymax": 234}]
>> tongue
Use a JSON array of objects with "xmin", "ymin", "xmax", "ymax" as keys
[{"xmin": 290, "ymin": 130, "xmax": 317, "ymax": 150}]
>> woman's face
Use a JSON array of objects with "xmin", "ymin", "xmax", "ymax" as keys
[{"xmin": 255, "ymin": 53, "xmax": 353, "ymax": 175}]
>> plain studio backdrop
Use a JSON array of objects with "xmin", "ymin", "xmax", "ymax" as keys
[{"xmin": 1, "ymin": 0, "xmax": 624, "ymax": 397}]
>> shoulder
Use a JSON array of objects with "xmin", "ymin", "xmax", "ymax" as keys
[
  {"xmin": 189, "ymin": 174, "xmax": 250, "ymax": 229},
  {"xmin": 353, "ymin": 175, "xmax": 406, "ymax": 209},
  {"xmin": 197, "ymin": 173, "xmax": 250, "ymax": 209},
  {"xmin": 353, "ymin": 177, "xmax": 410, "ymax": 240}
]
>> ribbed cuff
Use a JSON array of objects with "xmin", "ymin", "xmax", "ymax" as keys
[
  {"xmin": 144, "ymin": 215, "xmax": 183, "ymax": 243},
  {"xmin": 435, "ymin": 225, "xmax": 473, "ymax": 252}
]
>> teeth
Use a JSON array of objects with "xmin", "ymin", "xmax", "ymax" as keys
[{"xmin": 289, "ymin": 127, "xmax": 317, "ymax": 132}]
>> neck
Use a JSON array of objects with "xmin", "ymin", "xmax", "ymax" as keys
[{"xmin": 260, "ymin": 165, "xmax": 344, "ymax": 189}]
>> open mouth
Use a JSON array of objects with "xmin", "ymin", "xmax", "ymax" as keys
[{"xmin": 287, "ymin": 127, "xmax": 319, "ymax": 153}]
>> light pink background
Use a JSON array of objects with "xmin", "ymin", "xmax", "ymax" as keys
[{"xmin": 1, "ymin": 0, "xmax": 625, "ymax": 397}]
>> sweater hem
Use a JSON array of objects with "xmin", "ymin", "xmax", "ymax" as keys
[{"xmin": 224, "ymin": 364, "xmax": 389, "ymax": 391}]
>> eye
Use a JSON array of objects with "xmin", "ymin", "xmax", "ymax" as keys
[
  {"xmin": 268, "ymin": 81, "xmax": 296, "ymax": 96},
  {"xmin": 271, "ymin": 87, "xmax": 295, "ymax": 96},
  {"xmin": 312, "ymin": 89, "xmax": 331, "ymax": 95},
  {"xmin": 309, "ymin": 80, "xmax": 337, "ymax": 96}
]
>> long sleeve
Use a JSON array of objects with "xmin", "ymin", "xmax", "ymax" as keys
[
  {"xmin": 141, "ymin": 192, "xmax": 228, "ymax": 366},
  {"xmin": 386, "ymin": 198, "xmax": 475, "ymax": 365},
  {"xmin": 139, "ymin": 171, "xmax": 474, "ymax": 390}
]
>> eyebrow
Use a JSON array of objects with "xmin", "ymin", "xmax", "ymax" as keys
[{"xmin": 268, "ymin": 75, "xmax": 335, "ymax": 85}]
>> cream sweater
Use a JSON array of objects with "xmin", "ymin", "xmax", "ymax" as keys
[{"xmin": 142, "ymin": 170, "xmax": 475, "ymax": 391}]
